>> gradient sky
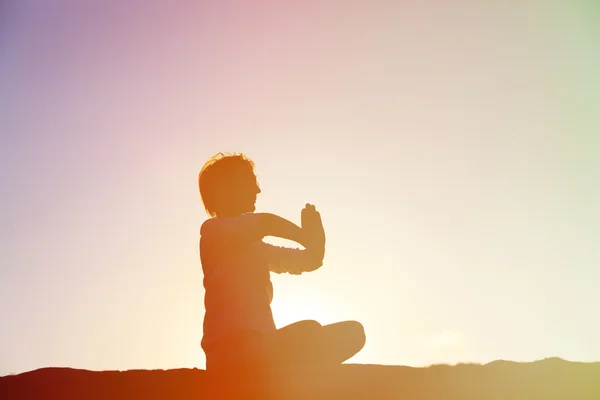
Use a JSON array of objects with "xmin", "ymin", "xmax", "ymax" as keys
[{"xmin": 1, "ymin": 1, "xmax": 599, "ymax": 375}]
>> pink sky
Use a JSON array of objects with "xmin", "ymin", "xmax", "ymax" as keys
[{"xmin": 1, "ymin": 1, "xmax": 599, "ymax": 375}]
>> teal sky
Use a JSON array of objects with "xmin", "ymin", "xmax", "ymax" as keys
[{"xmin": 1, "ymin": 1, "xmax": 599, "ymax": 375}]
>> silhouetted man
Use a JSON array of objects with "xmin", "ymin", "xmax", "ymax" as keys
[{"xmin": 198, "ymin": 153, "xmax": 365, "ymax": 372}]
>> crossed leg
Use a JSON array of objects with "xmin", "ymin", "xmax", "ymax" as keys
[
  {"xmin": 264, "ymin": 320, "xmax": 366, "ymax": 366},
  {"xmin": 204, "ymin": 320, "xmax": 366, "ymax": 372}
]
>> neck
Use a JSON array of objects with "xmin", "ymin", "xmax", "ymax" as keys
[{"xmin": 216, "ymin": 210, "xmax": 245, "ymax": 218}]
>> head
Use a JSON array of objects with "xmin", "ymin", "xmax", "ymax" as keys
[{"xmin": 198, "ymin": 152, "xmax": 261, "ymax": 218}]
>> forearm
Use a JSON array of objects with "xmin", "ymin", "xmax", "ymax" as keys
[
  {"xmin": 266, "ymin": 245, "xmax": 323, "ymax": 275},
  {"xmin": 260, "ymin": 213, "xmax": 310, "ymax": 247}
]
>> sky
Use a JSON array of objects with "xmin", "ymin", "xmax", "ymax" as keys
[{"xmin": 1, "ymin": 1, "xmax": 599, "ymax": 375}]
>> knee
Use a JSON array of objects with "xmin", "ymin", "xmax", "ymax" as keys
[
  {"xmin": 302, "ymin": 319, "xmax": 323, "ymax": 334},
  {"xmin": 282, "ymin": 319, "xmax": 322, "ymax": 334},
  {"xmin": 303, "ymin": 319, "xmax": 323, "ymax": 328},
  {"xmin": 346, "ymin": 321, "xmax": 366, "ymax": 348}
]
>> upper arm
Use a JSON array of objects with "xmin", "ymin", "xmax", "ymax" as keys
[
  {"xmin": 261, "ymin": 242, "xmax": 323, "ymax": 275},
  {"xmin": 201, "ymin": 213, "xmax": 266, "ymax": 246}
]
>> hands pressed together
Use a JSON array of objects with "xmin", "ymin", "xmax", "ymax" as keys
[{"xmin": 301, "ymin": 203, "xmax": 326, "ymax": 262}]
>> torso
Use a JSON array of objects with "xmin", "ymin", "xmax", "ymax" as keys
[{"xmin": 200, "ymin": 230, "xmax": 277, "ymax": 351}]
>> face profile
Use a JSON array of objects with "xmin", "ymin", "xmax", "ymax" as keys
[{"xmin": 231, "ymin": 166, "xmax": 261, "ymax": 215}]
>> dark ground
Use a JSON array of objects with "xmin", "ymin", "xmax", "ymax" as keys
[{"xmin": 1, "ymin": 358, "xmax": 599, "ymax": 399}]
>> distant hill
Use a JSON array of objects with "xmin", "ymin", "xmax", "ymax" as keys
[{"xmin": 1, "ymin": 358, "xmax": 599, "ymax": 399}]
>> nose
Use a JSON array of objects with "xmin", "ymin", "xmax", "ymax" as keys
[{"xmin": 255, "ymin": 183, "xmax": 261, "ymax": 194}]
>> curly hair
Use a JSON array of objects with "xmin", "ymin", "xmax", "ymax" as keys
[{"xmin": 198, "ymin": 152, "xmax": 256, "ymax": 217}]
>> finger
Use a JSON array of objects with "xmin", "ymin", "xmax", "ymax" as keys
[
  {"xmin": 314, "ymin": 212, "xmax": 322, "ymax": 223},
  {"xmin": 304, "ymin": 205, "xmax": 315, "ymax": 216}
]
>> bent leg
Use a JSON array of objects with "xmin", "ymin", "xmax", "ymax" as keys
[
  {"xmin": 264, "ymin": 320, "xmax": 366, "ymax": 366},
  {"xmin": 321, "ymin": 320, "xmax": 366, "ymax": 364}
]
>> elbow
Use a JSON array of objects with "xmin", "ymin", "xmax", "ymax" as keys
[{"xmin": 304, "ymin": 256, "xmax": 323, "ymax": 273}]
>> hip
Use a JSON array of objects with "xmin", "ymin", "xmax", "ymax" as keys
[{"xmin": 204, "ymin": 329, "xmax": 267, "ymax": 371}]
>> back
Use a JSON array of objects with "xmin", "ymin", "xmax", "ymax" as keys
[{"xmin": 199, "ymin": 214, "xmax": 277, "ymax": 351}]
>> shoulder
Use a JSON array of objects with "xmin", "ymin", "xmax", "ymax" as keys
[
  {"xmin": 200, "ymin": 217, "xmax": 219, "ymax": 236},
  {"xmin": 200, "ymin": 213, "xmax": 256, "ymax": 233}
]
